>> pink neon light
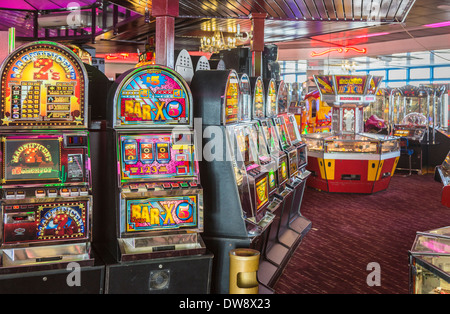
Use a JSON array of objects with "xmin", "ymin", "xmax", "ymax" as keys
[
  {"xmin": 355, "ymin": 32, "xmax": 390, "ymax": 38},
  {"xmin": 424, "ymin": 21, "xmax": 450, "ymax": 28}
]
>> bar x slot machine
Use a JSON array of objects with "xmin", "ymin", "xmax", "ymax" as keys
[
  {"xmin": 0, "ymin": 42, "xmax": 93, "ymax": 273},
  {"xmin": 102, "ymin": 65, "xmax": 212, "ymax": 294}
]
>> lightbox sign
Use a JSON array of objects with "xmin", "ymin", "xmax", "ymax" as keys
[{"xmin": 0, "ymin": 41, "xmax": 87, "ymax": 129}]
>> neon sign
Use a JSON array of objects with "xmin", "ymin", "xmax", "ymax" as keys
[{"xmin": 311, "ymin": 47, "xmax": 367, "ymax": 57}]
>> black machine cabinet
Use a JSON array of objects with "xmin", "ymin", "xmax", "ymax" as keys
[{"xmin": 191, "ymin": 70, "xmax": 278, "ymax": 293}]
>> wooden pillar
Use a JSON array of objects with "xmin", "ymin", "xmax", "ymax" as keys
[
  {"xmin": 249, "ymin": 13, "xmax": 267, "ymax": 77},
  {"xmin": 152, "ymin": 0, "xmax": 179, "ymax": 68}
]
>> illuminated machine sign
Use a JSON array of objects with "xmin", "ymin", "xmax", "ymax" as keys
[
  {"xmin": 314, "ymin": 75, "xmax": 335, "ymax": 95},
  {"xmin": 120, "ymin": 133, "xmax": 195, "ymax": 181},
  {"xmin": 253, "ymin": 78, "xmax": 265, "ymax": 118},
  {"xmin": 2, "ymin": 136, "xmax": 61, "ymax": 183},
  {"xmin": 224, "ymin": 72, "xmax": 239, "ymax": 124},
  {"xmin": 335, "ymin": 75, "xmax": 368, "ymax": 95},
  {"xmin": 126, "ymin": 195, "xmax": 198, "ymax": 232},
  {"xmin": 0, "ymin": 41, "xmax": 87, "ymax": 129},
  {"xmin": 114, "ymin": 66, "xmax": 191, "ymax": 127},
  {"xmin": 266, "ymin": 80, "xmax": 277, "ymax": 117},
  {"xmin": 3, "ymin": 201, "xmax": 88, "ymax": 244}
]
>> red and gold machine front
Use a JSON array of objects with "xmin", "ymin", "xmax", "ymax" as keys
[{"xmin": 0, "ymin": 41, "xmax": 93, "ymax": 269}]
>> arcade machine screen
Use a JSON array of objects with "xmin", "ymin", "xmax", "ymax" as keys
[
  {"xmin": 266, "ymin": 80, "xmax": 277, "ymax": 117},
  {"xmin": 1, "ymin": 43, "xmax": 86, "ymax": 128},
  {"xmin": 335, "ymin": 75, "xmax": 368, "ymax": 95},
  {"xmin": 225, "ymin": 75, "xmax": 240, "ymax": 125},
  {"xmin": 254, "ymin": 80, "xmax": 265, "ymax": 118}
]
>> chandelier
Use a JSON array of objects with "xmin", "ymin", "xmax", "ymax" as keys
[{"xmin": 200, "ymin": 31, "xmax": 237, "ymax": 53}]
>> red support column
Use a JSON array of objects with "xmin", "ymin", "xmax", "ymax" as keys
[
  {"xmin": 249, "ymin": 13, "xmax": 267, "ymax": 77},
  {"xmin": 152, "ymin": 0, "xmax": 179, "ymax": 68}
]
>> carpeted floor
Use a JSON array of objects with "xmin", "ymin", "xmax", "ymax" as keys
[{"xmin": 273, "ymin": 173, "xmax": 450, "ymax": 294}]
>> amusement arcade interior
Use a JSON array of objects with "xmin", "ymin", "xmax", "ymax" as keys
[{"xmin": 0, "ymin": 0, "xmax": 449, "ymax": 295}]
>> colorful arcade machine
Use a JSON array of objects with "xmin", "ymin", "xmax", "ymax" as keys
[
  {"xmin": 191, "ymin": 69, "xmax": 276, "ymax": 293},
  {"xmin": 268, "ymin": 79, "xmax": 311, "ymax": 245},
  {"xmin": 303, "ymin": 74, "xmax": 400, "ymax": 194},
  {"xmin": 0, "ymin": 41, "xmax": 102, "ymax": 293},
  {"xmin": 249, "ymin": 75, "xmax": 301, "ymax": 288},
  {"xmin": 100, "ymin": 65, "xmax": 212, "ymax": 294}
]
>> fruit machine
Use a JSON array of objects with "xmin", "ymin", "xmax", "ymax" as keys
[
  {"xmin": 409, "ymin": 227, "xmax": 450, "ymax": 294},
  {"xmin": 0, "ymin": 41, "xmax": 104, "ymax": 293},
  {"xmin": 270, "ymin": 79, "xmax": 312, "ymax": 249},
  {"xmin": 190, "ymin": 69, "xmax": 276, "ymax": 294},
  {"xmin": 99, "ymin": 64, "xmax": 213, "ymax": 294},
  {"xmin": 249, "ymin": 75, "xmax": 297, "ymax": 288},
  {"xmin": 303, "ymin": 74, "xmax": 400, "ymax": 193}
]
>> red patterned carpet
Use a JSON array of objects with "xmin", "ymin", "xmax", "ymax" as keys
[{"xmin": 273, "ymin": 173, "xmax": 450, "ymax": 294}]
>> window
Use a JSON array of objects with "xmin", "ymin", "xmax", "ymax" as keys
[
  {"xmin": 388, "ymin": 69, "xmax": 407, "ymax": 80},
  {"xmin": 434, "ymin": 66, "xmax": 450, "ymax": 79},
  {"xmin": 410, "ymin": 68, "xmax": 430, "ymax": 80}
]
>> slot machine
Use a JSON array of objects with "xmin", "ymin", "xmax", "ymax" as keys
[
  {"xmin": 265, "ymin": 79, "xmax": 312, "ymax": 244},
  {"xmin": 100, "ymin": 65, "xmax": 212, "ymax": 294},
  {"xmin": 190, "ymin": 69, "xmax": 275, "ymax": 294},
  {"xmin": 249, "ymin": 75, "xmax": 298, "ymax": 288},
  {"xmin": 275, "ymin": 81, "xmax": 311, "ymax": 236},
  {"xmin": 0, "ymin": 41, "xmax": 102, "ymax": 292}
]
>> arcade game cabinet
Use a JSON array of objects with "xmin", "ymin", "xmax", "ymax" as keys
[
  {"xmin": 191, "ymin": 70, "xmax": 275, "ymax": 294},
  {"xmin": 99, "ymin": 65, "xmax": 212, "ymax": 294},
  {"xmin": 0, "ymin": 41, "xmax": 103, "ymax": 293},
  {"xmin": 250, "ymin": 76, "xmax": 304, "ymax": 288},
  {"xmin": 435, "ymin": 151, "xmax": 450, "ymax": 207}
]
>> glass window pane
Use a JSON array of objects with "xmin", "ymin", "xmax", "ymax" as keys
[
  {"xmin": 283, "ymin": 74, "xmax": 296, "ymax": 83},
  {"xmin": 410, "ymin": 68, "xmax": 430, "ymax": 79},
  {"xmin": 434, "ymin": 67, "xmax": 450, "ymax": 79},
  {"xmin": 389, "ymin": 69, "xmax": 406, "ymax": 80}
]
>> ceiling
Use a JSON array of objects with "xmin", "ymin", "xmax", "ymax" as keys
[{"xmin": 0, "ymin": 0, "xmax": 449, "ymax": 60}]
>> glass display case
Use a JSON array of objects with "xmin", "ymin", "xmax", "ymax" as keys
[
  {"xmin": 409, "ymin": 227, "xmax": 450, "ymax": 294},
  {"xmin": 303, "ymin": 132, "xmax": 399, "ymax": 155},
  {"xmin": 325, "ymin": 134, "xmax": 379, "ymax": 154}
]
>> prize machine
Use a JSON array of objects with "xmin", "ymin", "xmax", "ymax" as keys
[
  {"xmin": 99, "ymin": 65, "xmax": 212, "ymax": 294},
  {"xmin": 303, "ymin": 74, "xmax": 400, "ymax": 194},
  {"xmin": 0, "ymin": 41, "xmax": 102, "ymax": 293},
  {"xmin": 270, "ymin": 80, "xmax": 311, "ymax": 243},
  {"xmin": 190, "ymin": 69, "xmax": 276, "ymax": 294},
  {"xmin": 390, "ymin": 85, "xmax": 434, "ymax": 174},
  {"xmin": 428, "ymin": 85, "xmax": 450, "ymax": 169},
  {"xmin": 249, "ymin": 75, "xmax": 300, "ymax": 288}
]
